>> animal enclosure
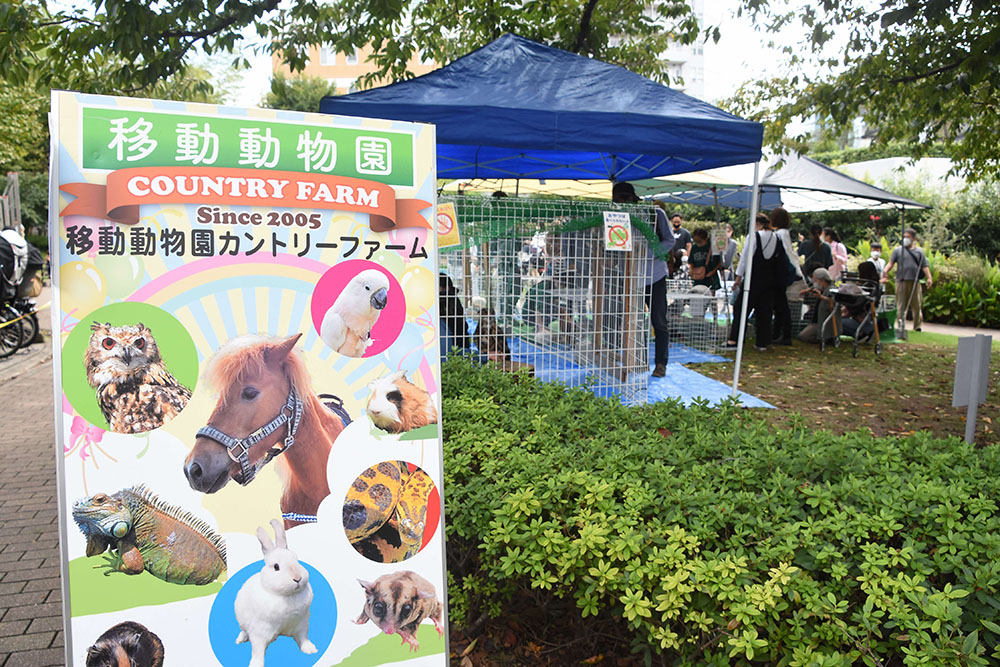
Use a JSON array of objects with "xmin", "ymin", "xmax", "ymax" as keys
[{"xmin": 439, "ymin": 196, "xmax": 655, "ymax": 403}]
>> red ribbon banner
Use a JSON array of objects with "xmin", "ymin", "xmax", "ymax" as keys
[{"xmin": 59, "ymin": 167, "xmax": 431, "ymax": 233}]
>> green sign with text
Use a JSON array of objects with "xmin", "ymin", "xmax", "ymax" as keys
[{"xmin": 81, "ymin": 107, "xmax": 415, "ymax": 187}]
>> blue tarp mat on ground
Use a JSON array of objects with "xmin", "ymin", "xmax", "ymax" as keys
[
  {"xmin": 649, "ymin": 364, "xmax": 773, "ymax": 409},
  {"xmin": 319, "ymin": 34, "xmax": 763, "ymax": 181}
]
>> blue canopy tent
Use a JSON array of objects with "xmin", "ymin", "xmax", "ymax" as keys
[
  {"xmin": 319, "ymin": 33, "xmax": 766, "ymax": 395},
  {"xmin": 319, "ymin": 34, "xmax": 763, "ymax": 181}
]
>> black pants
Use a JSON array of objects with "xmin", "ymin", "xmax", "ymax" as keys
[
  {"xmin": 645, "ymin": 277, "xmax": 669, "ymax": 366},
  {"xmin": 728, "ymin": 281, "xmax": 777, "ymax": 347},
  {"xmin": 773, "ymin": 289, "xmax": 791, "ymax": 342}
]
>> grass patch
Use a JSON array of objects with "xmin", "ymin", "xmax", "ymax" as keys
[
  {"xmin": 330, "ymin": 625, "xmax": 444, "ymax": 666},
  {"xmin": 697, "ymin": 340, "xmax": 1000, "ymax": 444},
  {"xmin": 68, "ymin": 555, "xmax": 222, "ymax": 616}
]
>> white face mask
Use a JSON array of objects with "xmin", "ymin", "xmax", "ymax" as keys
[
  {"xmin": 871, "ymin": 251, "xmax": 881, "ymax": 258},
  {"xmin": 903, "ymin": 237, "xmax": 913, "ymax": 247}
]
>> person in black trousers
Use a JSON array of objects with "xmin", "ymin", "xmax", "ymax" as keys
[
  {"xmin": 612, "ymin": 183, "xmax": 673, "ymax": 377},
  {"xmin": 725, "ymin": 213, "xmax": 784, "ymax": 351}
]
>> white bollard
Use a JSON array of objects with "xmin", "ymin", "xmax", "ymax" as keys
[{"xmin": 952, "ymin": 334, "xmax": 992, "ymax": 444}]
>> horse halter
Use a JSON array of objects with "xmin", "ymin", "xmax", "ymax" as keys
[{"xmin": 196, "ymin": 388, "xmax": 303, "ymax": 486}]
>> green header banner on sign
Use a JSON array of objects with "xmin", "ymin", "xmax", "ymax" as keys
[{"xmin": 81, "ymin": 107, "xmax": 416, "ymax": 187}]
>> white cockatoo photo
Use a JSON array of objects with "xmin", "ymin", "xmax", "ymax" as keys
[{"xmin": 320, "ymin": 269, "xmax": 391, "ymax": 357}]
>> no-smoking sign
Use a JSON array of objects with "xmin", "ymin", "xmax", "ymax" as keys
[{"xmin": 603, "ymin": 211, "xmax": 632, "ymax": 252}]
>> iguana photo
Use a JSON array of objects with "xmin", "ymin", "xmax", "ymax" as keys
[{"xmin": 72, "ymin": 484, "xmax": 226, "ymax": 585}]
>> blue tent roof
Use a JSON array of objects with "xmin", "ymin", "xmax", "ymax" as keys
[{"xmin": 319, "ymin": 34, "xmax": 763, "ymax": 181}]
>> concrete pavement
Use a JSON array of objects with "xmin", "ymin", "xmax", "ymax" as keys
[{"xmin": 0, "ymin": 361, "xmax": 64, "ymax": 667}]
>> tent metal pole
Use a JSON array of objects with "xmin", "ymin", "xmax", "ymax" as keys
[
  {"xmin": 897, "ymin": 205, "xmax": 908, "ymax": 340},
  {"xmin": 713, "ymin": 186, "xmax": 720, "ymax": 222},
  {"xmin": 732, "ymin": 162, "xmax": 761, "ymax": 397}
]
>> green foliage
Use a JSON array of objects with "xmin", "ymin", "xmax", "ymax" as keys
[
  {"xmin": 0, "ymin": 172, "xmax": 48, "ymax": 236},
  {"xmin": 0, "ymin": 82, "xmax": 47, "ymax": 172},
  {"xmin": 442, "ymin": 356, "xmax": 1000, "ymax": 664},
  {"xmin": 811, "ymin": 143, "xmax": 951, "ymax": 168},
  {"xmin": 1, "ymin": 0, "xmax": 702, "ymax": 99},
  {"xmin": 727, "ymin": 2, "xmax": 1000, "ymax": 182},
  {"xmin": 922, "ymin": 251, "xmax": 1000, "ymax": 329},
  {"xmin": 262, "ymin": 74, "xmax": 338, "ymax": 113}
]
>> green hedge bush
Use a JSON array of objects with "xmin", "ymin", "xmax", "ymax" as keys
[
  {"xmin": 442, "ymin": 356, "xmax": 1000, "ymax": 665},
  {"xmin": 923, "ymin": 251, "xmax": 1000, "ymax": 329}
]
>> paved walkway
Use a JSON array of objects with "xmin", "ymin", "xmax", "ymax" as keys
[
  {"xmin": 920, "ymin": 322, "xmax": 1000, "ymax": 339},
  {"xmin": 0, "ymin": 355, "xmax": 64, "ymax": 667}
]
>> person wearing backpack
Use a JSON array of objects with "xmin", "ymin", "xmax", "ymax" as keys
[
  {"xmin": 881, "ymin": 228, "xmax": 933, "ymax": 331},
  {"xmin": 725, "ymin": 213, "xmax": 786, "ymax": 351}
]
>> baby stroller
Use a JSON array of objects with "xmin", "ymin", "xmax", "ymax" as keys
[{"xmin": 825, "ymin": 261, "xmax": 883, "ymax": 357}]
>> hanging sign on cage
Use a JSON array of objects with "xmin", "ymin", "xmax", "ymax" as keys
[
  {"xmin": 603, "ymin": 211, "xmax": 632, "ymax": 252},
  {"xmin": 48, "ymin": 91, "xmax": 449, "ymax": 667},
  {"xmin": 711, "ymin": 225, "xmax": 728, "ymax": 255},
  {"xmin": 437, "ymin": 201, "xmax": 461, "ymax": 248}
]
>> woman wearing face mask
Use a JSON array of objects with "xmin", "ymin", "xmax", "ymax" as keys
[{"xmin": 882, "ymin": 228, "xmax": 933, "ymax": 331}]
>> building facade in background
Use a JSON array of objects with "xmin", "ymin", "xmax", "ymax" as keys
[
  {"xmin": 657, "ymin": 0, "xmax": 706, "ymax": 99},
  {"xmin": 271, "ymin": 45, "xmax": 438, "ymax": 95}
]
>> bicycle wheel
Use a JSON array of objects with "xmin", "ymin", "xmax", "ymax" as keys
[
  {"xmin": 0, "ymin": 308, "xmax": 25, "ymax": 359},
  {"xmin": 19, "ymin": 311, "xmax": 38, "ymax": 348}
]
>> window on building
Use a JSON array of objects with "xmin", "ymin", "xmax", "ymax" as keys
[
  {"xmin": 346, "ymin": 49, "xmax": 359, "ymax": 66},
  {"xmin": 320, "ymin": 46, "xmax": 336, "ymax": 66}
]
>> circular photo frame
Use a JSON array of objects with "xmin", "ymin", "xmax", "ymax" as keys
[
  {"xmin": 310, "ymin": 260, "xmax": 405, "ymax": 358},
  {"xmin": 208, "ymin": 559, "xmax": 336, "ymax": 667},
  {"xmin": 62, "ymin": 302, "xmax": 198, "ymax": 433},
  {"xmin": 342, "ymin": 461, "xmax": 440, "ymax": 563}
]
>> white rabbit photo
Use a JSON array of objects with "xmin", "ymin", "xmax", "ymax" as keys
[{"xmin": 234, "ymin": 519, "xmax": 317, "ymax": 667}]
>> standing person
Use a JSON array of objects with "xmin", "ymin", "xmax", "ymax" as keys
[
  {"xmin": 724, "ymin": 213, "xmax": 784, "ymax": 351},
  {"xmin": 688, "ymin": 228, "xmax": 721, "ymax": 292},
  {"xmin": 720, "ymin": 223, "xmax": 739, "ymax": 280},
  {"xmin": 797, "ymin": 224, "xmax": 834, "ymax": 276},
  {"xmin": 668, "ymin": 212, "xmax": 693, "ymax": 278},
  {"xmin": 868, "ymin": 241, "xmax": 886, "ymax": 275},
  {"xmin": 769, "ymin": 207, "xmax": 803, "ymax": 345},
  {"xmin": 882, "ymin": 228, "xmax": 933, "ymax": 331},
  {"xmin": 613, "ymin": 183, "xmax": 673, "ymax": 377},
  {"xmin": 823, "ymin": 227, "xmax": 849, "ymax": 281}
]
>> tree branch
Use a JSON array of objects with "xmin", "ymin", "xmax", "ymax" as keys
[
  {"xmin": 159, "ymin": 0, "xmax": 280, "ymax": 40},
  {"xmin": 886, "ymin": 59, "xmax": 963, "ymax": 85},
  {"xmin": 573, "ymin": 0, "xmax": 601, "ymax": 53}
]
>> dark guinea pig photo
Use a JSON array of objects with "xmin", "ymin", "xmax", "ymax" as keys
[{"xmin": 85, "ymin": 621, "xmax": 164, "ymax": 667}]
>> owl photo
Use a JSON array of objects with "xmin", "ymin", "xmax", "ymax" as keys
[{"xmin": 84, "ymin": 322, "xmax": 192, "ymax": 434}]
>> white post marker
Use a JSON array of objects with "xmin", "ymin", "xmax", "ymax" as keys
[{"xmin": 952, "ymin": 334, "xmax": 992, "ymax": 444}]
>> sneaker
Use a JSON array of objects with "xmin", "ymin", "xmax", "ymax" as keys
[
  {"xmin": 723, "ymin": 340, "xmax": 739, "ymax": 348},
  {"xmin": 754, "ymin": 345, "xmax": 768, "ymax": 352},
  {"xmin": 652, "ymin": 364, "xmax": 666, "ymax": 378},
  {"xmin": 914, "ymin": 327, "xmax": 922, "ymax": 332}
]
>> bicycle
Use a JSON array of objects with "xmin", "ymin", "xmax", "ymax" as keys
[{"xmin": 0, "ymin": 301, "xmax": 25, "ymax": 359}]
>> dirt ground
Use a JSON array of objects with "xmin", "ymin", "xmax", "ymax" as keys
[{"xmin": 693, "ymin": 339, "xmax": 1000, "ymax": 445}]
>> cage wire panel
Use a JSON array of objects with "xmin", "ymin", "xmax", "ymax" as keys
[
  {"xmin": 662, "ymin": 278, "xmax": 734, "ymax": 354},
  {"xmin": 440, "ymin": 196, "xmax": 654, "ymax": 403}
]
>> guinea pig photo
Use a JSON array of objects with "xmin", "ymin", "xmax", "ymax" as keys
[
  {"xmin": 366, "ymin": 371, "xmax": 438, "ymax": 434},
  {"xmin": 86, "ymin": 621, "xmax": 164, "ymax": 667}
]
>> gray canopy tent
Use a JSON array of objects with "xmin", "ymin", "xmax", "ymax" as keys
[{"xmin": 650, "ymin": 153, "xmax": 929, "ymax": 391}]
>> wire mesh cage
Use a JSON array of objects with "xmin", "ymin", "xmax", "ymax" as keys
[
  {"xmin": 662, "ymin": 278, "xmax": 735, "ymax": 354},
  {"xmin": 439, "ymin": 196, "xmax": 655, "ymax": 403}
]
